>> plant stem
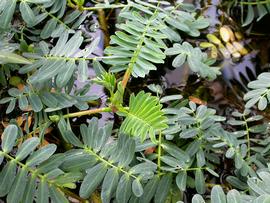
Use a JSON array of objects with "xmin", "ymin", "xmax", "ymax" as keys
[
  {"xmin": 243, "ymin": 115, "xmax": 251, "ymax": 160},
  {"xmin": 121, "ymin": 68, "xmax": 131, "ymax": 89},
  {"xmin": 97, "ymin": 8, "xmax": 110, "ymax": 47},
  {"xmin": 183, "ymin": 167, "xmax": 208, "ymax": 171},
  {"xmin": 44, "ymin": 55, "xmax": 119, "ymax": 61},
  {"xmin": 240, "ymin": 0, "xmax": 270, "ymax": 5},
  {"xmin": 121, "ymin": 3, "xmax": 160, "ymax": 90},
  {"xmin": 157, "ymin": 131, "xmax": 162, "ymax": 175},
  {"xmin": 84, "ymin": 147, "xmax": 138, "ymax": 179},
  {"xmin": 83, "ymin": 4, "xmax": 126, "ymax": 11},
  {"xmin": 63, "ymin": 107, "xmax": 112, "ymax": 119}
]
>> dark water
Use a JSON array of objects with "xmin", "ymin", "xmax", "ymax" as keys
[{"xmin": 164, "ymin": 0, "xmax": 270, "ymax": 94}]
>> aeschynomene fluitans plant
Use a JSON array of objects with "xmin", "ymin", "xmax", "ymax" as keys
[{"xmin": 1, "ymin": 0, "xmax": 270, "ymax": 202}]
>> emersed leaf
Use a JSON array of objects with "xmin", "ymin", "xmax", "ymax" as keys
[
  {"xmin": 244, "ymin": 72, "xmax": 270, "ymax": 110},
  {"xmin": 211, "ymin": 185, "xmax": 226, "ymax": 203},
  {"xmin": 6, "ymin": 168, "xmax": 28, "ymax": 203},
  {"xmin": 195, "ymin": 169, "xmax": 205, "ymax": 194},
  {"xmin": 28, "ymin": 93, "xmax": 43, "ymax": 112},
  {"xmin": 0, "ymin": 0, "xmax": 16, "ymax": 29},
  {"xmin": 0, "ymin": 161, "xmax": 17, "ymax": 196},
  {"xmin": 154, "ymin": 175, "xmax": 172, "ymax": 203},
  {"xmin": 116, "ymin": 174, "xmax": 132, "ymax": 203},
  {"xmin": 15, "ymin": 137, "xmax": 40, "ymax": 161},
  {"xmin": 0, "ymin": 51, "xmax": 31, "ymax": 65},
  {"xmin": 227, "ymin": 189, "xmax": 241, "ymax": 203},
  {"xmin": 242, "ymin": 4, "xmax": 254, "ymax": 27},
  {"xmin": 132, "ymin": 178, "xmax": 143, "ymax": 197},
  {"xmin": 49, "ymin": 186, "xmax": 69, "ymax": 203},
  {"xmin": 192, "ymin": 194, "xmax": 205, "ymax": 203},
  {"xmin": 176, "ymin": 171, "xmax": 187, "ymax": 191},
  {"xmin": 139, "ymin": 176, "xmax": 159, "ymax": 203},
  {"xmin": 120, "ymin": 91, "xmax": 168, "ymax": 142},
  {"xmin": 36, "ymin": 179, "xmax": 49, "ymax": 203},
  {"xmin": 101, "ymin": 168, "xmax": 119, "ymax": 203},
  {"xmin": 26, "ymin": 144, "xmax": 57, "ymax": 167},
  {"xmin": 1, "ymin": 124, "xmax": 18, "ymax": 153},
  {"xmin": 79, "ymin": 163, "xmax": 107, "ymax": 198},
  {"xmin": 165, "ymin": 42, "xmax": 220, "ymax": 80},
  {"xmin": 19, "ymin": 1, "xmax": 36, "ymax": 26}
]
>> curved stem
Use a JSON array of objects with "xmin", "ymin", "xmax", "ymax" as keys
[
  {"xmin": 63, "ymin": 107, "xmax": 112, "ymax": 118},
  {"xmin": 240, "ymin": 0, "xmax": 270, "ymax": 5}
]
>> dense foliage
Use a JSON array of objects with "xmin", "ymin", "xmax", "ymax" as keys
[{"xmin": 0, "ymin": 0, "xmax": 270, "ymax": 203}]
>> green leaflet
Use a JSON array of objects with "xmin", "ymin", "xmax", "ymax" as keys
[
  {"xmin": 154, "ymin": 175, "xmax": 172, "ymax": 203},
  {"xmin": 176, "ymin": 171, "xmax": 187, "ymax": 191},
  {"xmin": 15, "ymin": 137, "xmax": 40, "ymax": 161},
  {"xmin": 41, "ymin": 19, "xmax": 58, "ymax": 39},
  {"xmin": 6, "ymin": 168, "xmax": 28, "ymax": 203},
  {"xmin": 116, "ymin": 174, "xmax": 132, "ymax": 203},
  {"xmin": 101, "ymin": 168, "xmax": 119, "ymax": 203},
  {"xmin": 0, "ymin": 51, "xmax": 31, "ymax": 65},
  {"xmin": 195, "ymin": 170, "xmax": 206, "ymax": 194},
  {"xmin": 18, "ymin": 95, "xmax": 29, "ymax": 110},
  {"xmin": 26, "ymin": 144, "xmax": 57, "ymax": 167},
  {"xmin": 0, "ymin": 0, "xmax": 16, "ymax": 29},
  {"xmin": 22, "ymin": 175, "xmax": 37, "ymax": 203},
  {"xmin": 1, "ymin": 124, "xmax": 18, "ymax": 153},
  {"xmin": 139, "ymin": 176, "xmax": 159, "ymax": 203},
  {"xmin": 165, "ymin": 42, "xmax": 220, "ymax": 80},
  {"xmin": 79, "ymin": 163, "xmax": 107, "ymax": 198},
  {"xmin": 192, "ymin": 194, "xmax": 205, "ymax": 203},
  {"xmin": 56, "ymin": 60, "xmax": 76, "ymax": 88},
  {"xmin": 0, "ymin": 161, "xmax": 17, "ymax": 196},
  {"xmin": 132, "ymin": 179, "xmax": 144, "ymax": 197},
  {"xmin": 28, "ymin": 93, "xmax": 43, "ymax": 112},
  {"xmin": 211, "ymin": 185, "xmax": 226, "ymax": 203},
  {"xmin": 242, "ymin": 3, "xmax": 254, "ymax": 27},
  {"xmin": 37, "ymin": 180, "xmax": 49, "ymax": 203},
  {"xmin": 244, "ymin": 72, "xmax": 270, "ymax": 110},
  {"xmin": 49, "ymin": 186, "xmax": 69, "ymax": 203},
  {"xmin": 227, "ymin": 190, "xmax": 241, "ymax": 203},
  {"xmin": 19, "ymin": 1, "xmax": 36, "ymax": 26}
]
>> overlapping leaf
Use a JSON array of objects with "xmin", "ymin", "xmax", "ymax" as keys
[
  {"xmin": 0, "ymin": 124, "xmax": 81, "ymax": 203},
  {"xmin": 60, "ymin": 118, "xmax": 158, "ymax": 202},
  {"xmin": 19, "ymin": 32, "xmax": 100, "ymax": 88},
  {"xmin": 165, "ymin": 42, "xmax": 221, "ymax": 80},
  {"xmin": 0, "ymin": 85, "xmax": 99, "ymax": 113},
  {"xmin": 244, "ymin": 72, "xmax": 270, "ymax": 110}
]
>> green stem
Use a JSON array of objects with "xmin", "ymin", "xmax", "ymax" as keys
[
  {"xmin": 84, "ymin": 147, "xmax": 138, "ymax": 179},
  {"xmin": 243, "ymin": 115, "xmax": 251, "ymax": 160},
  {"xmin": 240, "ymin": 0, "xmax": 270, "ymax": 5},
  {"xmin": 37, "ymin": 5, "xmax": 70, "ymax": 30},
  {"xmin": 63, "ymin": 107, "xmax": 112, "ymax": 119},
  {"xmin": 183, "ymin": 167, "xmax": 208, "ymax": 171},
  {"xmin": 157, "ymin": 131, "xmax": 162, "ymax": 175},
  {"xmin": 44, "ymin": 55, "xmax": 119, "ymax": 61},
  {"xmin": 82, "ymin": 4, "xmax": 127, "ymax": 11},
  {"xmin": 121, "ymin": 2, "xmax": 161, "ymax": 90}
]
